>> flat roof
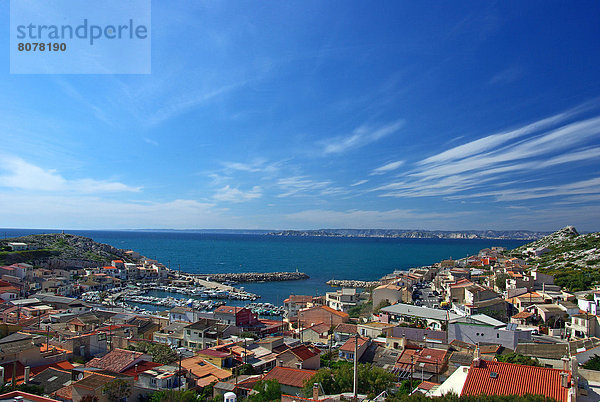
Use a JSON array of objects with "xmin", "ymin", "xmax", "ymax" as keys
[{"xmin": 381, "ymin": 304, "xmax": 460, "ymax": 321}]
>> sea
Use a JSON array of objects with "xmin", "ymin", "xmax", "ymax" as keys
[{"xmin": 1, "ymin": 229, "xmax": 528, "ymax": 309}]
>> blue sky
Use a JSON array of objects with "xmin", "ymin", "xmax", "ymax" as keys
[{"xmin": 1, "ymin": 1, "xmax": 600, "ymax": 231}]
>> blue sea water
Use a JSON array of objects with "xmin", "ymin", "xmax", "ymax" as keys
[{"xmin": 1, "ymin": 229, "xmax": 528, "ymax": 305}]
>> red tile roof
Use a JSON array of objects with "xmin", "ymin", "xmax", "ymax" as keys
[
  {"xmin": 121, "ymin": 361, "xmax": 163, "ymax": 380},
  {"xmin": 289, "ymin": 345, "xmax": 319, "ymax": 361},
  {"xmin": 0, "ymin": 391, "xmax": 62, "ymax": 402},
  {"xmin": 334, "ymin": 323, "xmax": 357, "ymax": 334},
  {"xmin": 339, "ymin": 336, "xmax": 369, "ymax": 352},
  {"xmin": 214, "ymin": 306, "xmax": 247, "ymax": 314},
  {"xmin": 261, "ymin": 366, "xmax": 316, "ymax": 388},
  {"xmin": 461, "ymin": 359, "xmax": 570, "ymax": 402},
  {"xmin": 86, "ymin": 348, "xmax": 146, "ymax": 372}
]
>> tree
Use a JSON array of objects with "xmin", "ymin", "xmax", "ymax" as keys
[
  {"xmin": 234, "ymin": 363, "xmax": 255, "ymax": 375},
  {"xmin": 129, "ymin": 341, "xmax": 178, "ymax": 365},
  {"xmin": 583, "ymin": 354, "xmax": 600, "ymax": 371},
  {"xmin": 102, "ymin": 379, "xmax": 132, "ymax": 402},
  {"xmin": 248, "ymin": 379, "xmax": 281, "ymax": 402},
  {"xmin": 373, "ymin": 299, "xmax": 392, "ymax": 314},
  {"xmin": 495, "ymin": 273, "xmax": 508, "ymax": 292},
  {"xmin": 496, "ymin": 353, "xmax": 541, "ymax": 367},
  {"xmin": 150, "ymin": 389, "xmax": 198, "ymax": 402},
  {"xmin": 302, "ymin": 363, "xmax": 394, "ymax": 397}
]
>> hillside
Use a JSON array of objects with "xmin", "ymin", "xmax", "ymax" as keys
[
  {"xmin": 0, "ymin": 233, "xmax": 137, "ymax": 266},
  {"xmin": 516, "ymin": 226, "xmax": 600, "ymax": 291},
  {"xmin": 269, "ymin": 228, "xmax": 549, "ymax": 240}
]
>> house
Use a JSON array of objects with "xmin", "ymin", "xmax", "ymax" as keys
[
  {"xmin": 283, "ymin": 295, "xmax": 314, "ymax": 320},
  {"xmin": 356, "ymin": 322, "xmax": 395, "ymax": 338},
  {"xmin": 86, "ymin": 348, "xmax": 152, "ymax": 373},
  {"xmin": 8, "ymin": 242, "xmax": 28, "ymax": 251},
  {"xmin": 29, "ymin": 367, "xmax": 73, "ymax": 397},
  {"xmin": 213, "ymin": 306, "xmax": 259, "ymax": 327},
  {"xmin": 338, "ymin": 336, "xmax": 370, "ymax": 361},
  {"xmin": 448, "ymin": 314, "xmax": 531, "ymax": 350},
  {"xmin": 136, "ymin": 364, "xmax": 187, "ymax": 392},
  {"xmin": 70, "ymin": 371, "xmax": 135, "ymax": 402},
  {"xmin": 333, "ymin": 323, "xmax": 357, "ymax": 343},
  {"xmin": 236, "ymin": 367, "xmax": 316, "ymax": 397},
  {"xmin": 183, "ymin": 318, "xmax": 232, "ymax": 350},
  {"xmin": 460, "ymin": 359, "xmax": 573, "ymax": 401},
  {"xmin": 0, "ymin": 391, "xmax": 61, "ymax": 402},
  {"xmin": 57, "ymin": 332, "xmax": 108, "ymax": 359},
  {"xmin": 380, "ymin": 304, "xmax": 460, "ymax": 331},
  {"xmin": 153, "ymin": 321, "xmax": 188, "ymax": 347},
  {"xmin": 325, "ymin": 288, "xmax": 358, "ymax": 313},
  {"xmin": 300, "ymin": 322, "xmax": 330, "ymax": 344},
  {"xmin": 372, "ymin": 284, "xmax": 411, "ymax": 308},
  {"xmin": 168, "ymin": 306, "xmax": 203, "ymax": 323},
  {"xmin": 396, "ymin": 347, "xmax": 448, "ymax": 381},
  {"xmin": 298, "ymin": 305, "xmax": 349, "ymax": 328},
  {"xmin": 276, "ymin": 344, "xmax": 320, "ymax": 370},
  {"xmin": 179, "ymin": 354, "xmax": 232, "ymax": 388},
  {"xmin": 566, "ymin": 312, "xmax": 597, "ymax": 339}
]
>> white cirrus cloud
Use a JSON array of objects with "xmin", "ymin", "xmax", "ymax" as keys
[
  {"xmin": 213, "ymin": 185, "xmax": 262, "ymax": 202},
  {"xmin": 370, "ymin": 160, "xmax": 404, "ymax": 175},
  {"xmin": 321, "ymin": 120, "xmax": 404, "ymax": 155},
  {"xmin": 276, "ymin": 176, "xmax": 332, "ymax": 198},
  {"xmin": 0, "ymin": 156, "xmax": 141, "ymax": 193}
]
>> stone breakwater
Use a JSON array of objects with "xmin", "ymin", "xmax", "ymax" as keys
[
  {"xmin": 326, "ymin": 279, "xmax": 382, "ymax": 288},
  {"xmin": 193, "ymin": 271, "xmax": 310, "ymax": 282}
]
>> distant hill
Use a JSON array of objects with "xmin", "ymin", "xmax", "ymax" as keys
[
  {"xmin": 515, "ymin": 226, "xmax": 600, "ymax": 270},
  {"xmin": 268, "ymin": 228, "xmax": 549, "ymax": 240},
  {"xmin": 0, "ymin": 233, "xmax": 135, "ymax": 266},
  {"xmin": 514, "ymin": 226, "xmax": 600, "ymax": 291}
]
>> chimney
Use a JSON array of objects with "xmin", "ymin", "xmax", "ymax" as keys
[
  {"xmin": 24, "ymin": 366, "xmax": 30, "ymax": 384},
  {"xmin": 562, "ymin": 356, "xmax": 570, "ymax": 372},
  {"xmin": 313, "ymin": 383, "xmax": 319, "ymax": 400},
  {"xmin": 560, "ymin": 372, "xmax": 569, "ymax": 388},
  {"xmin": 473, "ymin": 343, "xmax": 481, "ymax": 367}
]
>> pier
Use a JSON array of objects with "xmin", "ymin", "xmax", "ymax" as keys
[
  {"xmin": 189, "ymin": 271, "xmax": 309, "ymax": 283},
  {"xmin": 326, "ymin": 279, "xmax": 381, "ymax": 288}
]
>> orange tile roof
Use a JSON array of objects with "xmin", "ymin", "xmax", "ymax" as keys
[
  {"xmin": 339, "ymin": 336, "xmax": 369, "ymax": 352},
  {"xmin": 261, "ymin": 366, "xmax": 316, "ymax": 388},
  {"xmin": 121, "ymin": 361, "xmax": 162, "ymax": 380},
  {"xmin": 315, "ymin": 305, "xmax": 349, "ymax": 318},
  {"xmin": 461, "ymin": 360, "xmax": 570, "ymax": 402},
  {"xmin": 288, "ymin": 345, "xmax": 319, "ymax": 361}
]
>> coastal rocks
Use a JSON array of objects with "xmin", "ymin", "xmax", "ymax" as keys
[
  {"xmin": 326, "ymin": 279, "xmax": 381, "ymax": 288},
  {"xmin": 197, "ymin": 271, "xmax": 309, "ymax": 282}
]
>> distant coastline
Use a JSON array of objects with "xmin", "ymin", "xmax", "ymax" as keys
[{"xmin": 267, "ymin": 229, "xmax": 549, "ymax": 240}]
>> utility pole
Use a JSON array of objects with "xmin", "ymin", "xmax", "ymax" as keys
[
  {"xmin": 353, "ymin": 334, "xmax": 358, "ymax": 398},
  {"xmin": 178, "ymin": 351, "xmax": 182, "ymax": 390}
]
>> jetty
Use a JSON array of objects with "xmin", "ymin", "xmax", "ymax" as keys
[
  {"xmin": 190, "ymin": 271, "xmax": 309, "ymax": 283},
  {"xmin": 326, "ymin": 279, "xmax": 381, "ymax": 288}
]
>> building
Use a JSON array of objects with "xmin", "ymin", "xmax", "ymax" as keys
[
  {"xmin": 460, "ymin": 359, "xmax": 574, "ymax": 401},
  {"xmin": 283, "ymin": 295, "xmax": 314, "ymax": 320},
  {"xmin": 300, "ymin": 322, "xmax": 330, "ymax": 344},
  {"xmin": 213, "ymin": 306, "xmax": 259, "ymax": 327},
  {"xmin": 298, "ymin": 305, "xmax": 349, "ymax": 328},
  {"xmin": 276, "ymin": 344, "xmax": 320, "ymax": 370},
  {"xmin": 338, "ymin": 336, "xmax": 370, "ymax": 361},
  {"xmin": 372, "ymin": 284, "xmax": 411, "ymax": 308},
  {"xmin": 325, "ymin": 288, "xmax": 358, "ymax": 313},
  {"xmin": 448, "ymin": 314, "xmax": 531, "ymax": 350}
]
